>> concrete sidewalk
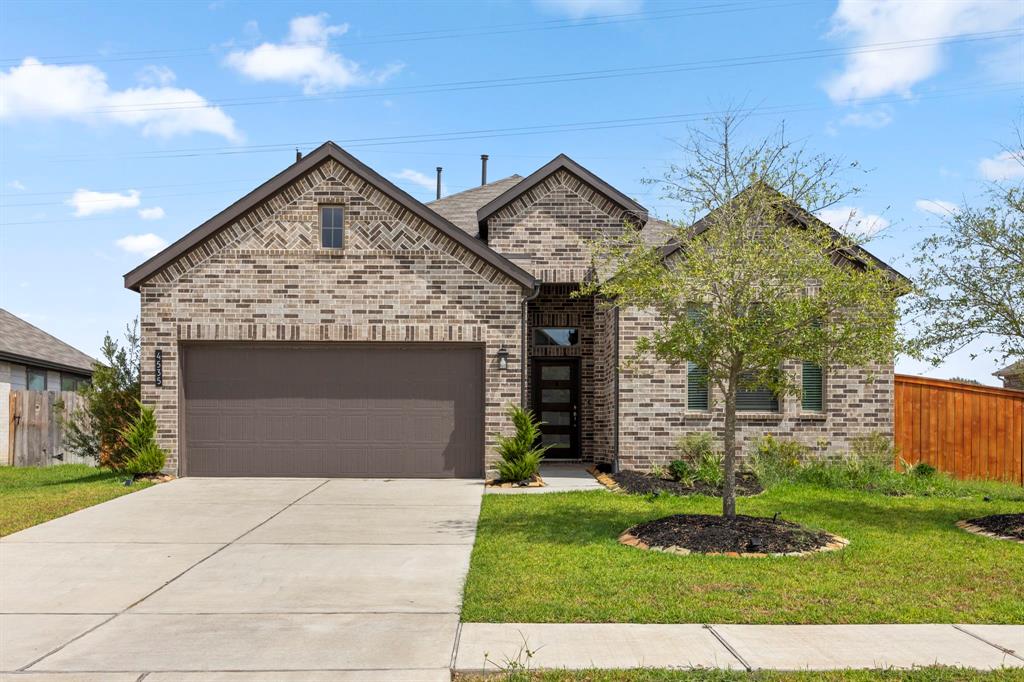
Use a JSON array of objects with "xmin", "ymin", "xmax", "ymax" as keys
[{"xmin": 454, "ymin": 623, "xmax": 1024, "ymax": 673}]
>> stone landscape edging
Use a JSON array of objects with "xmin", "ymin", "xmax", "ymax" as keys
[
  {"xmin": 955, "ymin": 519, "xmax": 1024, "ymax": 545},
  {"xmin": 618, "ymin": 529, "xmax": 850, "ymax": 558}
]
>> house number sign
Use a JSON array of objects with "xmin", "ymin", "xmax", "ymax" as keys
[{"xmin": 154, "ymin": 349, "xmax": 163, "ymax": 387}]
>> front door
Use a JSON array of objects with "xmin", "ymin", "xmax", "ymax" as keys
[{"xmin": 531, "ymin": 359, "xmax": 580, "ymax": 460}]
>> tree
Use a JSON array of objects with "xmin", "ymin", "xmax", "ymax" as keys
[
  {"xmin": 907, "ymin": 126, "xmax": 1023, "ymax": 366},
  {"xmin": 61, "ymin": 320, "xmax": 141, "ymax": 468},
  {"xmin": 581, "ymin": 113, "xmax": 902, "ymax": 518}
]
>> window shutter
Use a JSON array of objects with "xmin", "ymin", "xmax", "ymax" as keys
[
  {"xmin": 736, "ymin": 371, "xmax": 779, "ymax": 412},
  {"xmin": 802, "ymin": 362, "xmax": 823, "ymax": 411},
  {"xmin": 687, "ymin": 362, "xmax": 709, "ymax": 410}
]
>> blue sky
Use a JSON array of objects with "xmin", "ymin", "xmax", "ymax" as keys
[{"xmin": 1, "ymin": 0, "xmax": 1021, "ymax": 383}]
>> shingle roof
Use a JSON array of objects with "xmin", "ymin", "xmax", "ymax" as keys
[
  {"xmin": 427, "ymin": 175, "xmax": 523, "ymax": 235},
  {"xmin": 994, "ymin": 360, "xmax": 1024, "ymax": 377},
  {"xmin": 0, "ymin": 309, "xmax": 95, "ymax": 375}
]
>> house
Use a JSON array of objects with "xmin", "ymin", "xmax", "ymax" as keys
[
  {"xmin": 0, "ymin": 309, "xmax": 94, "ymax": 392},
  {"xmin": 994, "ymin": 361, "xmax": 1024, "ymax": 391},
  {"xmin": 124, "ymin": 142, "xmax": 898, "ymax": 478}
]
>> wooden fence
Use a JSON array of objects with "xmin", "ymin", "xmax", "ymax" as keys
[
  {"xmin": 6, "ymin": 389, "xmax": 93, "ymax": 467},
  {"xmin": 895, "ymin": 374, "xmax": 1024, "ymax": 484}
]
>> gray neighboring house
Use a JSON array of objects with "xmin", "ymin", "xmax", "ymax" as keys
[
  {"xmin": 125, "ymin": 142, "xmax": 902, "ymax": 478},
  {"xmin": 994, "ymin": 361, "xmax": 1024, "ymax": 391},
  {"xmin": 0, "ymin": 309, "xmax": 94, "ymax": 392}
]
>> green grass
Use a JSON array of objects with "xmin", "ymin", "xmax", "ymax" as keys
[
  {"xmin": 455, "ymin": 669, "xmax": 1024, "ymax": 681},
  {"xmin": 0, "ymin": 464, "xmax": 153, "ymax": 536},
  {"xmin": 462, "ymin": 483, "xmax": 1024, "ymax": 624}
]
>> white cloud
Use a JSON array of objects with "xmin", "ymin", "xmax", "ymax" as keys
[
  {"xmin": 115, "ymin": 233, "xmax": 168, "ymax": 257},
  {"xmin": 226, "ymin": 14, "xmax": 403, "ymax": 94},
  {"xmin": 138, "ymin": 206, "xmax": 166, "ymax": 220},
  {"xmin": 0, "ymin": 58, "xmax": 240, "ymax": 141},
  {"xmin": 824, "ymin": 0, "xmax": 1024, "ymax": 102},
  {"xmin": 67, "ymin": 189, "xmax": 140, "ymax": 217},
  {"xmin": 839, "ymin": 106, "xmax": 892, "ymax": 129},
  {"xmin": 7, "ymin": 180, "xmax": 26, "ymax": 191},
  {"xmin": 978, "ymin": 150, "xmax": 1024, "ymax": 181},
  {"xmin": 392, "ymin": 168, "xmax": 440, "ymax": 193},
  {"xmin": 817, "ymin": 206, "xmax": 890, "ymax": 238},
  {"xmin": 534, "ymin": 0, "xmax": 642, "ymax": 19},
  {"xmin": 914, "ymin": 198, "xmax": 958, "ymax": 216},
  {"xmin": 136, "ymin": 65, "xmax": 176, "ymax": 86}
]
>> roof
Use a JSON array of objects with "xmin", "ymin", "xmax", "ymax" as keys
[
  {"xmin": 427, "ymin": 175, "xmax": 523, "ymax": 235},
  {"xmin": 0, "ymin": 309, "xmax": 95, "ymax": 375},
  {"xmin": 123, "ymin": 142, "xmax": 536, "ymax": 291},
  {"xmin": 659, "ymin": 185, "xmax": 910, "ymax": 287},
  {"xmin": 994, "ymin": 360, "xmax": 1024, "ymax": 377},
  {"xmin": 475, "ymin": 153, "xmax": 648, "ymax": 227}
]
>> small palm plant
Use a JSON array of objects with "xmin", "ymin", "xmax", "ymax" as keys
[{"xmin": 493, "ymin": 404, "xmax": 551, "ymax": 483}]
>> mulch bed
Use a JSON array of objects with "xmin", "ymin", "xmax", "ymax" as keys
[
  {"xmin": 607, "ymin": 469, "xmax": 763, "ymax": 497},
  {"xmin": 958, "ymin": 513, "xmax": 1024, "ymax": 543},
  {"xmin": 485, "ymin": 474, "xmax": 545, "ymax": 488},
  {"xmin": 620, "ymin": 513, "xmax": 846, "ymax": 557}
]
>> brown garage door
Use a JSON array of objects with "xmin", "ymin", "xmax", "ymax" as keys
[{"xmin": 182, "ymin": 344, "xmax": 483, "ymax": 478}]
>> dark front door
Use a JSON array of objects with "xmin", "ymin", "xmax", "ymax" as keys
[{"xmin": 531, "ymin": 359, "xmax": 580, "ymax": 460}]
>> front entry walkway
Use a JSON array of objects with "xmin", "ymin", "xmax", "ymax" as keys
[{"xmin": 1, "ymin": 477, "xmax": 482, "ymax": 680}]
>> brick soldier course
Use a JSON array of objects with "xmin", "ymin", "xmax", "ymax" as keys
[{"xmin": 126, "ymin": 141, "xmax": 900, "ymax": 477}]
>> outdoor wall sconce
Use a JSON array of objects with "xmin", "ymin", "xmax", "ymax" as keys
[{"xmin": 497, "ymin": 346, "xmax": 509, "ymax": 370}]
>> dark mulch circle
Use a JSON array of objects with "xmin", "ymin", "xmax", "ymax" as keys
[
  {"xmin": 965, "ymin": 513, "xmax": 1024, "ymax": 540},
  {"xmin": 627, "ymin": 513, "xmax": 834, "ymax": 554},
  {"xmin": 610, "ymin": 469, "xmax": 763, "ymax": 497}
]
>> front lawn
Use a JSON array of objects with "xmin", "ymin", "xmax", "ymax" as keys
[
  {"xmin": 462, "ymin": 483, "xmax": 1024, "ymax": 624},
  {"xmin": 454, "ymin": 669, "xmax": 1024, "ymax": 681},
  {"xmin": 0, "ymin": 464, "xmax": 153, "ymax": 536}
]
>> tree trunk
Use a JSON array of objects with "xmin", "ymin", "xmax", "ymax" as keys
[{"xmin": 722, "ymin": 367, "xmax": 739, "ymax": 519}]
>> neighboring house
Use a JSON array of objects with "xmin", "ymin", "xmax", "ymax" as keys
[
  {"xmin": 994, "ymin": 361, "xmax": 1024, "ymax": 391},
  {"xmin": 124, "ymin": 142, "xmax": 901, "ymax": 478},
  {"xmin": 0, "ymin": 309, "xmax": 94, "ymax": 392},
  {"xmin": 0, "ymin": 309, "xmax": 95, "ymax": 466}
]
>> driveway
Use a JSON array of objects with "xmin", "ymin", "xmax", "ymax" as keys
[{"xmin": 1, "ymin": 477, "xmax": 482, "ymax": 681}]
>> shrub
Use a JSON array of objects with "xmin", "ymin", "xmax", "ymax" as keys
[
  {"xmin": 667, "ymin": 459, "xmax": 696, "ymax": 486},
  {"xmin": 675, "ymin": 433, "xmax": 715, "ymax": 460},
  {"xmin": 670, "ymin": 433, "xmax": 723, "ymax": 486},
  {"xmin": 493, "ymin": 405, "xmax": 551, "ymax": 483},
  {"xmin": 748, "ymin": 435, "xmax": 807, "ymax": 486},
  {"xmin": 694, "ymin": 450, "xmax": 725, "ymax": 487},
  {"xmin": 909, "ymin": 462, "xmax": 937, "ymax": 477},
  {"xmin": 116, "ymin": 402, "xmax": 167, "ymax": 475}
]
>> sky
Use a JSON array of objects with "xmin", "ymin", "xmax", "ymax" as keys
[{"xmin": 1, "ymin": 0, "xmax": 1022, "ymax": 385}]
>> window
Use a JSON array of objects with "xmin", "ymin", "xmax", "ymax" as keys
[
  {"xmin": 801, "ymin": 362, "xmax": 824, "ymax": 411},
  {"xmin": 737, "ymin": 372, "xmax": 779, "ymax": 412},
  {"xmin": 26, "ymin": 367, "xmax": 46, "ymax": 391},
  {"xmin": 533, "ymin": 327, "xmax": 578, "ymax": 347},
  {"xmin": 685, "ymin": 303, "xmax": 710, "ymax": 410},
  {"xmin": 320, "ymin": 205, "xmax": 344, "ymax": 248},
  {"xmin": 687, "ymin": 362, "xmax": 709, "ymax": 410},
  {"xmin": 61, "ymin": 374, "xmax": 89, "ymax": 392}
]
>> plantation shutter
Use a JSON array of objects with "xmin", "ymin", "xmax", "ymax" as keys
[
  {"xmin": 802, "ymin": 361, "xmax": 823, "ymax": 411},
  {"xmin": 736, "ymin": 372, "xmax": 779, "ymax": 412},
  {"xmin": 686, "ymin": 304, "xmax": 710, "ymax": 410},
  {"xmin": 687, "ymin": 363, "xmax": 709, "ymax": 410}
]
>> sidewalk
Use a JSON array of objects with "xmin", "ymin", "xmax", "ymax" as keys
[{"xmin": 454, "ymin": 623, "xmax": 1024, "ymax": 672}]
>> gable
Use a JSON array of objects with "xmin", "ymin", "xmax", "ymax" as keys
[{"xmin": 124, "ymin": 142, "xmax": 535, "ymax": 291}]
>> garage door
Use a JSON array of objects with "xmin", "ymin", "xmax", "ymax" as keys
[{"xmin": 182, "ymin": 344, "xmax": 483, "ymax": 478}]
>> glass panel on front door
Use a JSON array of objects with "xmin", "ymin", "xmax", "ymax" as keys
[{"xmin": 532, "ymin": 360, "xmax": 579, "ymax": 460}]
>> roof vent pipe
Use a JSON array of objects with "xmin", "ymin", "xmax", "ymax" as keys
[
  {"xmin": 295, "ymin": 148, "xmax": 302, "ymax": 163},
  {"xmin": 436, "ymin": 167, "xmax": 443, "ymax": 200},
  {"xmin": 481, "ymin": 154, "xmax": 488, "ymax": 185}
]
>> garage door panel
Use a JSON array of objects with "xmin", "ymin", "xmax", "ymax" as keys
[{"xmin": 182, "ymin": 344, "xmax": 483, "ymax": 478}]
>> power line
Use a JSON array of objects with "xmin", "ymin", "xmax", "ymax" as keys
[
  {"xmin": 59, "ymin": 28, "xmax": 1023, "ymax": 116},
  {"xmin": 0, "ymin": 1, "xmax": 798, "ymax": 66}
]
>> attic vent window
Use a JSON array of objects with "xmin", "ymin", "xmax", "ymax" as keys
[{"xmin": 320, "ymin": 205, "xmax": 344, "ymax": 249}]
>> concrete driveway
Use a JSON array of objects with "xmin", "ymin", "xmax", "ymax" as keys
[{"xmin": 1, "ymin": 477, "xmax": 482, "ymax": 681}]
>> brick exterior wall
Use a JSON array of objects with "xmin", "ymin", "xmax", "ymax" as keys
[
  {"xmin": 615, "ymin": 307, "xmax": 895, "ymax": 472},
  {"xmin": 139, "ymin": 158, "xmax": 525, "ymax": 476},
  {"xmin": 591, "ymin": 303, "xmax": 618, "ymax": 466},
  {"xmin": 484, "ymin": 169, "xmax": 631, "ymax": 283},
  {"xmin": 526, "ymin": 284, "xmax": 595, "ymax": 459}
]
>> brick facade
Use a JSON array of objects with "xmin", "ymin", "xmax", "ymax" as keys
[
  {"xmin": 614, "ymin": 307, "xmax": 895, "ymax": 471},
  {"xmin": 139, "ymin": 158, "xmax": 525, "ymax": 476}
]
